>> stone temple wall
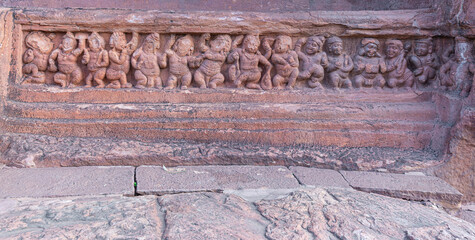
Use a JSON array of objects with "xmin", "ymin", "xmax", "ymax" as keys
[{"xmin": 0, "ymin": 1, "xmax": 473, "ymax": 201}]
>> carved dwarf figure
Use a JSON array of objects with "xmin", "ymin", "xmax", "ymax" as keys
[
  {"xmin": 353, "ymin": 38, "xmax": 387, "ymax": 89},
  {"xmin": 164, "ymin": 35, "xmax": 196, "ymax": 90},
  {"xmin": 131, "ymin": 33, "xmax": 167, "ymax": 89},
  {"xmin": 272, "ymin": 35, "xmax": 299, "ymax": 89},
  {"xmin": 439, "ymin": 37, "xmax": 474, "ymax": 97},
  {"xmin": 407, "ymin": 38, "xmax": 439, "ymax": 87},
  {"xmin": 227, "ymin": 35, "xmax": 272, "ymax": 90},
  {"xmin": 193, "ymin": 34, "xmax": 232, "ymax": 89},
  {"xmin": 325, "ymin": 36, "xmax": 353, "ymax": 89},
  {"xmin": 22, "ymin": 31, "xmax": 55, "ymax": 85},
  {"xmin": 295, "ymin": 35, "xmax": 328, "ymax": 89},
  {"xmin": 48, "ymin": 32, "xmax": 86, "ymax": 88},
  {"xmin": 384, "ymin": 39, "xmax": 414, "ymax": 89},
  {"xmin": 82, "ymin": 32, "xmax": 109, "ymax": 88},
  {"xmin": 106, "ymin": 32, "xmax": 139, "ymax": 89}
]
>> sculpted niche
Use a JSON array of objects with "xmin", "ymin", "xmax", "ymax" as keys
[{"xmin": 18, "ymin": 31, "xmax": 474, "ymax": 98}]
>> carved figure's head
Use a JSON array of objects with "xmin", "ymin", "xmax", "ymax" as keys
[
  {"xmin": 414, "ymin": 38, "xmax": 433, "ymax": 57},
  {"xmin": 326, "ymin": 36, "xmax": 343, "ymax": 56},
  {"xmin": 173, "ymin": 35, "xmax": 194, "ymax": 57},
  {"xmin": 109, "ymin": 32, "xmax": 127, "ymax": 51},
  {"xmin": 61, "ymin": 32, "xmax": 77, "ymax": 53},
  {"xmin": 25, "ymin": 31, "xmax": 54, "ymax": 54},
  {"xmin": 305, "ymin": 35, "xmax": 325, "ymax": 55},
  {"xmin": 88, "ymin": 32, "xmax": 105, "ymax": 52},
  {"xmin": 143, "ymin": 33, "xmax": 161, "ymax": 53},
  {"xmin": 274, "ymin": 35, "xmax": 292, "ymax": 54},
  {"xmin": 210, "ymin": 35, "xmax": 232, "ymax": 54},
  {"xmin": 385, "ymin": 39, "xmax": 403, "ymax": 58},
  {"xmin": 243, "ymin": 35, "xmax": 260, "ymax": 54},
  {"xmin": 359, "ymin": 38, "xmax": 380, "ymax": 58}
]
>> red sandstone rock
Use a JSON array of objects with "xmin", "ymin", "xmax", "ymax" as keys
[{"xmin": 290, "ymin": 166, "xmax": 350, "ymax": 188}]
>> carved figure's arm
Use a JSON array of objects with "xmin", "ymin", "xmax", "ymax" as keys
[
  {"xmin": 126, "ymin": 32, "xmax": 139, "ymax": 55},
  {"xmin": 227, "ymin": 50, "xmax": 239, "ymax": 64},
  {"xmin": 158, "ymin": 53, "xmax": 167, "ymax": 69},
  {"xmin": 109, "ymin": 49, "xmax": 128, "ymax": 64},
  {"xmin": 82, "ymin": 48, "xmax": 90, "ymax": 65},
  {"xmin": 341, "ymin": 54, "xmax": 354, "ymax": 73},
  {"xmin": 48, "ymin": 49, "xmax": 59, "ymax": 72},
  {"xmin": 379, "ymin": 58, "xmax": 387, "ymax": 73},
  {"xmin": 131, "ymin": 49, "xmax": 141, "ymax": 69},
  {"xmin": 198, "ymin": 33, "xmax": 210, "ymax": 53},
  {"xmin": 272, "ymin": 53, "xmax": 289, "ymax": 66},
  {"xmin": 320, "ymin": 52, "xmax": 329, "ymax": 68},
  {"xmin": 262, "ymin": 37, "xmax": 273, "ymax": 60},
  {"xmin": 100, "ymin": 50, "xmax": 109, "ymax": 67}
]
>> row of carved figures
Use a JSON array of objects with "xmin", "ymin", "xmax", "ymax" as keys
[{"xmin": 22, "ymin": 31, "xmax": 475, "ymax": 96}]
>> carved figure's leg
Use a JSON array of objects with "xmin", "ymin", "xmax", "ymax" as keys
[
  {"xmin": 193, "ymin": 69, "xmax": 207, "ymax": 88},
  {"xmin": 354, "ymin": 75, "xmax": 364, "ymax": 88},
  {"xmin": 209, "ymin": 73, "xmax": 224, "ymax": 89},
  {"xmin": 94, "ymin": 68, "xmax": 106, "ymax": 88},
  {"xmin": 154, "ymin": 76, "xmax": 163, "ymax": 89},
  {"xmin": 181, "ymin": 72, "xmax": 192, "ymax": 90},
  {"xmin": 120, "ymin": 72, "xmax": 132, "ymax": 88},
  {"xmin": 134, "ymin": 70, "xmax": 147, "ymax": 89},
  {"xmin": 245, "ymin": 70, "xmax": 262, "ymax": 89},
  {"xmin": 286, "ymin": 68, "xmax": 299, "ymax": 89},
  {"xmin": 328, "ymin": 71, "xmax": 340, "ymax": 89},
  {"xmin": 84, "ymin": 73, "xmax": 93, "ymax": 88},
  {"xmin": 70, "ymin": 68, "xmax": 83, "ymax": 87},
  {"xmin": 106, "ymin": 69, "xmax": 122, "ymax": 89},
  {"xmin": 374, "ymin": 74, "xmax": 385, "ymax": 89},
  {"xmin": 272, "ymin": 74, "xmax": 285, "ymax": 89},
  {"xmin": 387, "ymin": 77, "xmax": 397, "ymax": 88},
  {"xmin": 165, "ymin": 74, "xmax": 178, "ymax": 90},
  {"xmin": 54, "ymin": 72, "xmax": 68, "ymax": 88}
]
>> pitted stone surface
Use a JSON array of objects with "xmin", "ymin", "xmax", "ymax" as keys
[
  {"xmin": 0, "ymin": 195, "xmax": 162, "ymax": 239},
  {"xmin": 255, "ymin": 188, "xmax": 475, "ymax": 239},
  {"xmin": 290, "ymin": 166, "xmax": 350, "ymax": 188},
  {"xmin": 136, "ymin": 165, "xmax": 300, "ymax": 194},
  {"xmin": 0, "ymin": 166, "xmax": 135, "ymax": 198},
  {"xmin": 340, "ymin": 170, "xmax": 463, "ymax": 205},
  {"xmin": 159, "ymin": 192, "xmax": 269, "ymax": 240}
]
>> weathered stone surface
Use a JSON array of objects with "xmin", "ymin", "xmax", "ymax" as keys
[
  {"xmin": 457, "ymin": 205, "xmax": 475, "ymax": 225},
  {"xmin": 340, "ymin": 170, "xmax": 463, "ymax": 206},
  {"xmin": 435, "ymin": 107, "xmax": 475, "ymax": 203},
  {"xmin": 159, "ymin": 192, "xmax": 268, "ymax": 240},
  {"xmin": 255, "ymin": 188, "xmax": 475, "ymax": 239},
  {"xmin": 0, "ymin": 195, "xmax": 162, "ymax": 239},
  {"xmin": 136, "ymin": 165, "xmax": 299, "ymax": 195},
  {"xmin": 0, "ymin": 133, "xmax": 441, "ymax": 171},
  {"xmin": 0, "ymin": 166, "xmax": 134, "ymax": 198},
  {"xmin": 290, "ymin": 166, "xmax": 350, "ymax": 188}
]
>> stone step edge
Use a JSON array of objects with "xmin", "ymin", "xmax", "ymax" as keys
[{"xmin": 0, "ymin": 165, "xmax": 462, "ymax": 208}]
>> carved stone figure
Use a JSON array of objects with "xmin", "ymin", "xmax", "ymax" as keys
[
  {"xmin": 407, "ymin": 38, "xmax": 439, "ymax": 88},
  {"xmin": 227, "ymin": 35, "xmax": 272, "ymax": 90},
  {"xmin": 271, "ymin": 35, "xmax": 299, "ymax": 89},
  {"xmin": 384, "ymin": 39, "xmax": 414, "ymax": 89},
  {"xmin": 82, "ymin": 32, "xmax": 109, "ymax": 88},
  {"xmin": 325, "ymin": 36, "xmax": 353, "ymax": 89},
  {"xmin": 353, "ymin": 38, "xmax": 386, "ymax": 89},
  {"xmin": 48, "ymin": 32, "xmax": 86, "ymax": 88},
  {"xmin": 193, "ymin": 34, "xmax": 232, "ymax": 89},
  {"xmin": 131, "ymin": 33, "xmax": 167, "ymax": 89},
  {"xmin": 295, "ymin": 35, "xmax": 328, "ymax": 89},
  {"xmin": 164, "ymin": 35, "xmax": 195, "ymax": 90},
  {"xmin": 106, "ymin": 32, "xmax": 139, "ymax": 89},
  {"xmin": 22, "ymin": 31, "xmax": 55, "ymax": 85},
  {"xmin": 439, "ymin": 37, "xmax": 474, "ymax": 97}
]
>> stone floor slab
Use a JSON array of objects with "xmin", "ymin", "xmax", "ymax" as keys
[
  {"xmin": 289, "ymin": 166, "xmax": 350, "ymax": 188},
  {"xmin": 339, "ymin": 170, "xmax": 463, "ymax": 206},
  {"xmin": 136, "ymin": 165, "xmax": 300, "ymax": 195},
  {"xmin": 0, "ymin": 166, "xmax": 135, "ymax": 198}
]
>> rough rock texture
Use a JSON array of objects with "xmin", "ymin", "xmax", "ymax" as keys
[
  {"xmin": 0, "ymin": 195, "xmax": 163, "ymax": 239},
  {"xmin": 435, "ymin": 107, "xmax": 475, "ymax": 203},
  {"xmin": 1, "ymin": 189, "xmax": 474, "ymax": 239},
  {"xmin": 0, "ymin": 133, "xmax": 441, "ymax": 171},
  {"xmin": 255, "ymin": 188, "xmax": 475, "ymax": 239},
  {"xmin": 158, "ymin": 192, "xmax": 269, "ymax": 240},
  {"xmin": 290, "ymin": 166, "xmax": 351, "ymax": 188}
]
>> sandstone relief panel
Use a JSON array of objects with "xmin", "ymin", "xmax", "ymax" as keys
[{"xmin": 20, "ymin": 31, "xmax": 475, "ymax": 97}]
